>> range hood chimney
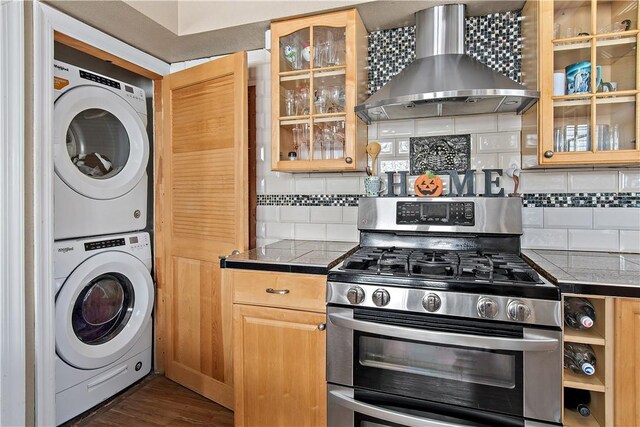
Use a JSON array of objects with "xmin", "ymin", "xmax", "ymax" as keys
[{"xmin": 355, "ymin": 4, "xmax": 539, "ymax": 124}]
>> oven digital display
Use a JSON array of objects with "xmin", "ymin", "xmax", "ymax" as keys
[{"xmin": 396, "ymin": 201, "xmax": 474, "ymax": 226}]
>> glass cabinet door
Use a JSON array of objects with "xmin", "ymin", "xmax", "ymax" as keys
[{"xmin": 544, "ymin": 0, "xmax": 639, "ymax": 163}]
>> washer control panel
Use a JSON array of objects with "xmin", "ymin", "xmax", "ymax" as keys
[{"xmin": 84, "ymin": 238, "xmax": 125, "ymax": 251}]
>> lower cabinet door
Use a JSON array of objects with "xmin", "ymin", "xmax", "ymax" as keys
[
  {"xmin": 233, "ymin": 304, "xmax": 327, "ymax": 427},
  {"xmin": 615, "ymin": 298, "xmax": 640, "ymax": 426}
]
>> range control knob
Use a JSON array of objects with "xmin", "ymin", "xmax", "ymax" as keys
[
  {"xmin": 346, "ymin": 286, "xmax": 365, "ymax": 305},
  {"xmin": 372, "ymin": 289, "xmax": 391, "ymax": 307},
  {"xmin": 477, "ymin": 297, "xmax": 499, "ymax": 319},
  {"xmin": 422, "ymin": 293, "xmax": 442, "ymax": 312},
  {"xmin": 507, "ymin": 300, "xmax": 532, "ymax": 322}
]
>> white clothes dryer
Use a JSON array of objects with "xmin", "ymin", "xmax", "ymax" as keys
[
  {"xmin": 53, "ymin": 60, "xmax": 149, "ymax": 240},
  {"xmin": 54, "ymin": 232, "xmax": 154, "ymax": 425}
]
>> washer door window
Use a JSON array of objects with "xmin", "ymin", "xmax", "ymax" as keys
[
  {"xmin": 54, "ymin": 85, "xmax": 149, "ymax": 200},
  {"xmin": 72, "ymin": 272, "xmax": 134, "ymax": 345},
  {"xmin": 56, "ymin": 251, "xmax": 153, "ymax": 370}
]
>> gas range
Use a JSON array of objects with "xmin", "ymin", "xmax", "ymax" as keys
[{"xmin": 326, "ymin": 197, "xmax": 563, "ymax": 427}]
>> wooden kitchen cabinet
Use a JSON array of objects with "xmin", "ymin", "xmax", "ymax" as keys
[
  {"xmin": 227, "ymin": 269, "xmax": 327, "ymax": 427},
  {"xmin": 614, "ymin": 298, "xmax": 640, "ymax": 426},
  {"xmin": 521, "ymin": 0, "xmax": 640, "ymax": 166},
  {"xmin": 270, "ymin": 9, "xmax": 368, "ymax": 172}
]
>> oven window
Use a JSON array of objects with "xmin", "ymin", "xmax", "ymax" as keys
[{"xmin": 359, "ymin": 336, "xmax": 516, "ymax": 389}]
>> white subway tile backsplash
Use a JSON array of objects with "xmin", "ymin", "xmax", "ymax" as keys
[
  {"xmin": 620, "ymin": 231, "xmax": 640, "ymax": 253},
  {"xmin": 265, "ymin": 175, "xmax": 293, "ymax": 193},
  {"xmin": 266, "ymin": 222, "xmax": 294, "ymax": 239},
  {"xmin": 454, "ymin": 115, "xmax": 498, "ymax": 133},
  {"xmin": 568, "ymin": 171, "xmax": 618, "ymax": 193},
  {"xmin": 294, "ymin": 223, "xmax": 327, "ymax": 240},
  {"xmin": 498, "ymin": 152, "xmax": 521, "ymax": 170},
  {"xmin": 476, "ymin": 132, "xmax": 520, "ymax": 153},
  {"xmin": 310, "ymin": 206, "xmax": 342, "ymax": 223},
  {"xmin": 397, "ymin": 139, "xmax": 410, "ymax": 155},
  {"xmin": 378, "ymin": 120, "xmax": 414, "ymax": 137},
  {"xmin": 256, "ymin": 221, "xmax": 266, "ymax": 238},
  {"xmin": 342, "ymin": 207, "xmax": 358, "ymax": 224},
  {"xmin": 294, "ymin": 178, "xmax": 325, "ymax": 194},
  {"xmin": 414, "ymin": 118, "xmax": 455, "ymax": 136},
  {"xmin": 256, "ymin": 206, "xmax": 278, "ymax": 222},
  {"xmin": 620, "ymin": 170, "xmax": 640, "ymax": 192},
  {"xmin": 593, "ymin": 209, "xmax": 640, "ymax": 230},
  {"xmin": 326, "ymin": 224, "xmax": 359, "ymax": 242},
  {"xmin": 368, "ymin": 123, "xmax": 378, "ymax": 140},
  {"xmin": 523, "ymin": 208, "xmax": 544, "ymax": 228},
  {"xmin": 544, "ymin": 208, "xmax": 593, "ymax": 229},
  {"xmin": 279, "ymin": 206, "xmax": 310, "ymax": 223},
  {"xmin": 471, "ymin": 154, "xmax": 498, "ymax": 170},
  {"xmin": 378, "ymin": 140, "xmax": 394, "ymax": 156},
  {"xmin": 568, "ymin": 229, "xmax": 619, "ymax": 251},
  {"xmin": 325, "ymin": 177, "xmax": 361, "ymax": 194},
  {"xmin": 380, "ymin": 160, "xmax": 410, "ymax": 174},
  {"xmin": 520, "ymin": 172, "xmax": 568, "ymax": 193},
  {"xmin": 522, "ymin": 228, "xmax": 568, "ymax": 250},
  {"xmin": 497, "ymin": 114, "xmax": 522, "ymax": 132}
]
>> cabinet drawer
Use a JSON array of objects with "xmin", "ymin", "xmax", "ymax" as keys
[{"xmin": 228, "ymin": 269, "xmax": 326, "ymax": 313}]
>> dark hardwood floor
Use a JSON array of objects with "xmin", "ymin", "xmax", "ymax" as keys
[{"xmin": 66, "ymin": 374, "xmax": 234, "ymax": 426}]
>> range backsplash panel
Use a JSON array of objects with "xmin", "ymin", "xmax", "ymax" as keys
[
  {"xmin": 368, "ymin": 11, "xmax": 522, "ymax": 94},
  {"xmin": 410, "ymin": 135, "xmax": 471, "ymax": 174}
]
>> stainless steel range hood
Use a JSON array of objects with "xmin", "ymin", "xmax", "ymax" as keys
[{"xmin": 355, "ymin": 4, "xmax": 539, "ymax": 124}]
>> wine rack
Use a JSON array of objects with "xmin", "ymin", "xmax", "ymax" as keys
[{"xmin": 562, "ymin": 294, "xmax": 614, "ymax": 427}]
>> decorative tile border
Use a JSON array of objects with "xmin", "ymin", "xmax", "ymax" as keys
[
  {"xmin": 522, "ymin": 193, "xmax": 639, "ymax": 208},
  {"xmin": 367, "ymin": 10, "xmax": 522, "ymax": 95},
  {"xmin": 258, "ymin": 194, "xmax": 361, "ymax": 207},
  {"xmin": 258, "ymin": 193, "xmax": 640, "ymax": 208}
]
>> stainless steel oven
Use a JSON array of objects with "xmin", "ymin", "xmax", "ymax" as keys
[
  {"xmin": 327, "ymin": 304, "xmax": 562, "ymax": 426},
  {"xmin": 326, "ymin": 197, "xmax": 563, "ymax": 427}
]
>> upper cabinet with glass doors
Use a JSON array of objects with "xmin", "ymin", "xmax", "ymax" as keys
[
  {"xmin": 270, "ymin": 9, "xmax": 368, "ymax": 172},
  {"xmin": 529, "ymin": 0, "xmax": 640, "ymax": 165}
]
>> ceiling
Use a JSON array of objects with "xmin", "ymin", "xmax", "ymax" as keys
[{"xmin": 45, "ymin": 0, "xmax": 526, "ymax": 64}]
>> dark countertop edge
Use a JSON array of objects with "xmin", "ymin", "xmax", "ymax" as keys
[
  {"xmin": 522, "ymin": 253, "xmax": 640, "ymax": 299},
  {"xmin": 222, "ymin": 259, "xmax": 329, "ymax": 275}
]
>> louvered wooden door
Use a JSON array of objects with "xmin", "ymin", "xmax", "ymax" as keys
[{"xmin": 159, "ymin": 52, "xmax": 247, "ymax": 409}]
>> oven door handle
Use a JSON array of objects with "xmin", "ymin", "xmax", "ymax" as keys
[
  {"xmin": 330, "ymin": 388, "xmax": 477, "ymax": 427},
  {"xmin": 328, "ymin": 313, "xmax": 558, "ymax": 351}
]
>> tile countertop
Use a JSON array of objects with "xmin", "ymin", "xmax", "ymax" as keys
[
  {"xmin": 522, "ymin": 249, "xmax": 640, "ymax": 298},
  {"xmin": 221, "ymin": 240, "xmax": 359, "ymax": 275}
]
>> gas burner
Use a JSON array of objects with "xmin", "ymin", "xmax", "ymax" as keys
[{"xmin": 339, "ymin": 247, "xmax": 543, "ymax": 285}]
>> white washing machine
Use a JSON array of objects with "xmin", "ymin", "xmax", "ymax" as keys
[
  {"xmin": 54, "ymin": 232, "xmax": 154, "ymax": 425},
  {"xmin": 53, "ymin": 60, "xmax": 149, "ymax": 240}
]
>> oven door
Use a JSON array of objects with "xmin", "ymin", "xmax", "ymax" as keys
[
  {"xmin": 328, "ymin": 384, "xmax": 558, "ymax": 427},
  {"xmin": 327, "ymin": 306, "xmax": 562, "ymax": 424}
]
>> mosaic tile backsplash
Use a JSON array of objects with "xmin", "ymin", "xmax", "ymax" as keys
[{"xmin": 368, "ymin": 11, "xmax": 522, "ymax": 94}]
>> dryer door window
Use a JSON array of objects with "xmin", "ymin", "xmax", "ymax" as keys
[
  {"xmin": 66, "ymin": 109, "xmax": 130, "ymax": 179},
  {"xmin": 72, "ymin": 272, "xmax": 134, "ymax": 345},
  {"xmin": 54, "ymin": 86, "xmax": 149, "ymax": 200}
]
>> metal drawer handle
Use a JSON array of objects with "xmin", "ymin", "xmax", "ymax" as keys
[
  {"xmin": 317, "ymin": 323, "xmax": 326, "ymax": 331},
  {"xmin": 266, "ymin": 288, "xmax": 290, "ymax": 295},
  {"xmin": 328, "ymin": 312, "xmax": 558, "ymax": 352},
  {"xmin": 329, "ymin": 389, "xmax": 475, "ymax": 427}
]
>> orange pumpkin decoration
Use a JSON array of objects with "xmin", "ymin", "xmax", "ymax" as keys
[{"xmin": 414, "ymin": 171, "xmax": 443, "ymax": 197}]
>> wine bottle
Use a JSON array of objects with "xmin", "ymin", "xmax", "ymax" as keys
[
  {"xmin": 564, "ymin": 343, "xmax": 597, "ymax": 375},
  {"xmin": 564, "ymin": 297, "xmax": 596, "ymax": 329},
  {"xmin": 564, "ymin": 388, "xmax": 591, "ymax": 417}
]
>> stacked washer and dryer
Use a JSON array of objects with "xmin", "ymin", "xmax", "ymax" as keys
[{"xmin": 53, "ymin": 60, "xmax": 154, "ymax": 425}]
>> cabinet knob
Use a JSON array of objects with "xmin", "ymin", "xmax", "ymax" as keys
[
  {"xmin": 345, "ymin": 157, "xmax": 353, "ymax": 164},
  {"xmin": 544, "ymin": 150, "xmax": 554, "ymax": 158},
  {"xmin": 317, "ymin": 323, "xmax": 326, "ymax": 331}
]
